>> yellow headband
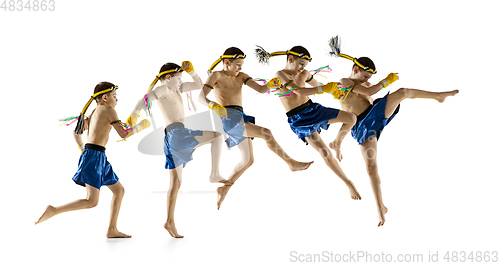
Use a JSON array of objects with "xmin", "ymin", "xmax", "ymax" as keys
[
  {"xmin": 269, "ymin": 51, "xmax": 312, "ymax": 61},
  {"xmin": 338, "ymin": 54, "xmax": 377, "ymax": 74},
  {"xmin": 147, "ymin": 67, "xmax": 183, "ymax": 93},
  {"xmin": 208, "ymin": 54, "xmax": 246, "ymax": 74},
  {"xmin": 328, "ymin": 35, "xmax": 376, "ymax": 74},
  {"xmin": 80, "ymin": 85, "xmax": 118, "ymax": 115}
]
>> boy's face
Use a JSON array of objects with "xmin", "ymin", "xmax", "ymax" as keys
[
  {"xmin": 353, "ymin": 67, "xmax": 373, "ymax": 83},
  {"xmin": 103, "ymin": 90, "xmax": 118, "ymax": 108},
  {"xmin": 224, "ymin": 58, "xmax": 244, "ymax": 75},
  {"xmin": 288, "ymin": 56, "xmax": 309, "ymax": 74},
  {"xmin": 166, "ymin": 72, "xmax": 183, "ymax": 90}
]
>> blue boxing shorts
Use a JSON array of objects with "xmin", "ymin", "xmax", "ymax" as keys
[
  {"xmin": 164, "ymin": 122, "xmax": 203, "ymax": 169},
  {"xmin": 221, "ymin": 105, "xmax": 255, "ymax": 148},
  {"xmin": 351, "ymin": 92, "xmax": 400, "ymax": 145},
  {"xmin": 286, "ymin": 99, "xmax": 340, "ymax": 144},
  {"xmin": 72, "ymin": 143, "xmax": 119, "ymax": 189}
]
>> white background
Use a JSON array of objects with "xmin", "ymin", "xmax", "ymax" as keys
[{"xmin": 1, "ymin": 0, "xmax": 499, "ymax": 265}]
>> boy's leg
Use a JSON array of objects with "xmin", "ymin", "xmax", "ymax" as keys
[
  {"xmin": 385, "ymin": 88, "xmax": 459, "ymax": 118},
  {"xmin": 327, "ymin": 110, "xmax": 357, "ymax": 161},
  {"xmin": 194, "ymin": 131, "xmax": 229, "ymax": 184},
  {"xmin": 305, "ymin": 132, "xmax": 361, "ymax": 200},
  {"xmin": 243, "ymin": 122, "xmax": 313, "ymax": 171},
  {"xmin": 165, "ymin": 166, "xmax": 184, "ymax": 238},
  {"xmin": 217, "ymin": 138, "xmax": 254, "ymax": 210},
  {"xmin": 106, "ymin": 181, "xmax": 131, "ymax": 238},
  {"xmin": 35, "ymin": 184, "xmax": 100, "ymax": 224},
  {"xmin": 359, "ymin": 136, "xmax": 387, "ymax": 227}
]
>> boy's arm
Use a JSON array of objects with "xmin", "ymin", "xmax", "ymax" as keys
[
  {"xmin": 275, "ymin": 71, "xmax": 333, "ymax": 97},
  {"xmin": 108, "ymin": 107, "xmax": 149, "ymax": 139},
  {"xmin": 73, "ymin": 117, "xmax": 88, "ymax": 152},
  {"xmin": 198, "ymin": 72, "xmax": 227, "ymax": 117},
  {"xmin": 349, "ymin": 73, "xmax": 398, "ymax": 96},
  {"xmin": 179, "ymin": 61, "xmax": 203, "ymax": 93},
  {"xmin": 241, "ymin": 72, "xmax": 280, "ymax": 94},
  {"xmin": 127, "ymin": 86, "xmax": 163, "ymax": 127}
]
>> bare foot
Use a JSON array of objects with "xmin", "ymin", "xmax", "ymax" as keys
[
  {"xmin": 377, "ymin": 206, "xmax": 388, "ymax": 227},
  {"xmin": 35, "ymin": 205, "xmax": 56, "ymax": 225},
  {"xmin": 209, "ymin": 174, "xmax": 233, "ymax": 185},
  {"xmin": 436, "ymin": 90, "xmax": 459, "ymax": 103},
  {"xmin": 106, "ymin": 228, "xmax": 132, "ymax": 238},
  {"xmin": 328, "ymin": 141, "xmax": 343, "ymax": 162},
  {"xmin": 288, "ymin": 160, "xmax": 314, "ymax": 172},
  {"xmin": 216, "ymin": 184, "xmax": 232, "ymax": 210},
  {"xmin": 164, "ymin": 221, "xmax": 184, "ymax": 238},
  {"xmin": 346, "ymin": 181, "xmax": 362, "ymax": 200}
]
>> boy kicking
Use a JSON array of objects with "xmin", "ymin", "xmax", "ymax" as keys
[
  {"xmin": 199, "ymin": 47, "xmax": 314, "ymax": 210},
  {"xmin": 256, "ymin": 45, "xmax": 362, "ymax": 201},
  {"xmin": 35, "ymin": 82, "xmax": 150, "ymax": 238},
  {"xmin": 127, "ymin": 61, "xmax": 227, "ymax": 238},
  {"xmin": 327, "ymin": 37, "xmax": 459, "ymax": 226}
]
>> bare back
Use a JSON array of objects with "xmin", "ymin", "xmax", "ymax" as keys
[{"xmin": 275, "ymin": 70, "xmax": 311, "ymax": 112}]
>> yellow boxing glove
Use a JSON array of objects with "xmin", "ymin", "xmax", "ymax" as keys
[
  {"xmin": 208, "ymin": 101, "xmax": 227, "ymax": 117},
  {"xmin": 181, "ymin": 61, "xmax": 197, "ymax": 77},
  {"xmin": 316, "ymin": 82, "xmax": 338, "ymax": 94},
  {"xmin": 78, "ymin": 143, "xmax": 85, "ymax": 153},
  {"xmin": 126, "ymin": 110, "xmax": 140, "ymax": 127},
  {"xmin": 133, "ymin": 119, "xmax": 151, "ymax": 134},
  {"xmin": 380, "ymin": 73, "xmax": 399, "ymax": 88},
  {"xmin": 331, "ymin": 89, "xmax": 345, "ymax": 100},
  {"xmin": 266, "ymin": 77, "xmax": 282, "ymax": 90}
]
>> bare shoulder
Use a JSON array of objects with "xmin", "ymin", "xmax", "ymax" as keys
[
  {"xmin": 340, "ymin": 78, "xmax": 355, "ymax": 87},
  {"xmin": 238, "ymin": 71, "xmax": 250, "ymax": 80},
  {"xmin": 101, "ymin": 106, "xmax": 119, "ymax": 122}
]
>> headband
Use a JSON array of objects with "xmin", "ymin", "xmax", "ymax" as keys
[
  {"xmin": 328, "ymin": 35, "xmax": 377, "ymax": 74},
  {"xmin": 255, "ymin": 46, "xmax": 312, "ymax": 65},
  {"xmin": 147, "ymin": 67, "xmax": 184, "ymax": 93},
  {"xmin": 207, "ymin": 54, "xmax": 246, "ymax": 74},
  {"xmin": 74, "ymin": 85, "xmax": 118, "ymax": 135}
]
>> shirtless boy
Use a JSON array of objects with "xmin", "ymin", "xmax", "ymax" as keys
[
  {"xmin": 199, "ymin": 47, "xmax": 313, "ymax": 210},
  {"xmin": 127, "ymin": 61, "xmax": 227, "ymax": 238},
  {"xmin": 256, "ymin": 45, "xmax": 362, "ymax": 201},
  {"xmin": 327, "ymin": 41, "xmax": 459, "ymax": 226},
  {"xmin": 36, "ymin": 82, "xmax": 150, "ymax": 238}
]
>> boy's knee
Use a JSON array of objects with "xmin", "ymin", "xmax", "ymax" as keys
[
  {"xmin": 87, "ymin": 197, "xmax": 99, "ymax": 208},
  {"xmin": 366, "ymin": 164, "xmax": 378, "ymax": 177},
  {"xmin": 346, "ymin": 112, "xmax": 356, "ymax": 126},
  {"xmin": 397, "ymin": 88, "xmax": 409, "ymax": 97},
  {"xmin": 319, "ymin": 147, "xmax": 333, "ymax": 160}
]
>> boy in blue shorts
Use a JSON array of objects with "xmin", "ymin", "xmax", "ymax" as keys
[
  {"xmin": 127, "ymin": 62, "xmax": 227, "ymax": 238},
  {"xmin": 199, "ymin": 47, "xmax": 314, "ymax": 210},
  {"xmin": 35, "ymin": 82, "xmax": 150, "ymax": 238},
  {"xmin": 258, "ymin": 45, "xmax": 362, "ymax": 201},
  {"xmin": 327, "ymin": 43, "xmax": 458, "ymax": 226}
]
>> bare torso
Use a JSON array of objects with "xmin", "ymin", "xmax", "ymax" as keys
[
  {"xmin": 153, "ymin": 84, "xmax": 185, "ymax": 125},
  {"xmin": 211, "ymin": 71, "xmax": 245, "ymax": 106},
  {"xmin": 275, "ymin": 69, "xmax": 311, "ymax": 112},
  {"xmin": 339, "ymin": 78, "xmax": 374, "ymax": 116}
]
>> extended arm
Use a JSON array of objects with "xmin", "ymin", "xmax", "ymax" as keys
[{"xmin": 349, "ymin": 73, "xmax": 399, "ymax": 96}]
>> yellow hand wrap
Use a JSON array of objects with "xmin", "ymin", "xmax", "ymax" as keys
[
  {"xmin": 316, "ymin": 82, "xmax": 338, "ymax": 94},
  {"xmin": 182, "ymin": 61, "xmax": 197, "ymax": 77},
  {"xmin": 266, "ymin": 78, "xmax": 282, "ymax": 89},
  {"xmin": 381, "ymin": 73, "xmax": 399, "ymax": 88},
  {"xmin": 126, "ymin": 110, "xmax": 140, "ymax": 127},
  {"xmin": 134, "ymin": 119, "xmax": 151, "ymax": 134},
  {"xmin": 78, "ymin": 144, "xmax": 85, "ymax": 153},
  {"xmin": 208, "ymin": 101, "xmax": 227, "ymax": 117},
  {"xmin": 331, "ymin": 89, "xmax": 345, "ymax": 100}
]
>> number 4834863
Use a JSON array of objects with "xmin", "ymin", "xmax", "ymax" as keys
[{"xmin": 1, "ymin": 0, "xmax": 56, "ymax": 11}]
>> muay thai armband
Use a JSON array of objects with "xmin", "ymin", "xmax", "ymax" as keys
[
  {"xmin": 380, "ymin": 73, "xmax": 399, "ymax": 88},
  {"xmin": 208, "ymin": 101, "xmax": 227, "ymax": 117}
]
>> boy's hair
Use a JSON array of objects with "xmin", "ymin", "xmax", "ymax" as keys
[
  {"xmin": 94, "ymin": 81, "xmax": 116, "ymax": 102},
  {"xmin": 288, "ymin": 46, "xmax": 311, "ymax": 60},
  {"xmin": 353, "ymin": 57, "xmax": 376, "ymax": 73},
  {"xmin": 223, "ymin": 47, "xmax": 246, "ymax": 63},
  {"xmin": 159, "ymin": 63, "xmax": 183, "ymax": 80},
  {"xmin": 208, "ymin": 47, "xmax": 246, "ymax": 73}
]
